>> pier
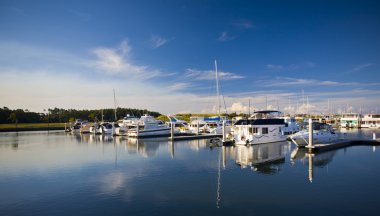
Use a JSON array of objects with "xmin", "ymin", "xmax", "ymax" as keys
[
  {"xmin": 305, "ymin": 139, "xmax": 380, "ymax": 152},
  {"xmin": 169, "ymin": 134, "xmax": 222, "ymax": 141}
]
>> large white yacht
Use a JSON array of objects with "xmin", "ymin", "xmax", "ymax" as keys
[
  {"xmin": 127, "ymin": 115, "xmax": 170, "ymax": 138},
  {"xmin": 340, "ymin": 113, "xmax": 361, "ymax": 128},
  {"xmin": 250, "ymin": 110, "xmax": 300, "ymax": 135},
  {"xmin": 290, "ymin": 122, "xmax": 338, "ymax": 147},
  {"xmin": 114, "ymin": 115, "xmax": 139, "ymax": 136},
  {"xmin": 232, "ymin": 112, "xmax": 286, "ymax": 145},
  {"xmin": 361, "ymin": 114, "xmax": 380, "ymax": 128}
]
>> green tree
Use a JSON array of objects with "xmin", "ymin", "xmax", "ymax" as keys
[{"xmin": 8, "ymin": 112, "xmax": 18, "ymax": 130}]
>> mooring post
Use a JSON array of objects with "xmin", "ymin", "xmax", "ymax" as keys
[
  {"xmin": 222, "ymin": 120, "xmax": 226, "ymax": 142},
  {"xmin": 197, "ymin": 121, "xmax": 199, "ymax": 135},
  {"xmin": 136, "ymin": 122, "xmax": 139, "ymax": 138},
  {"xmin": 64, "ymin": 122, "xmax": 67, "ymax": 132},
  {"xmin": 373, "ymin": 133, "xmax": 376, "ymax": 140},
  {"xmin": 171, "ymin": 122, "xmax": 174, "ymax": 140},
  {"xmin": 308, "ymin": 118, "xmax": 313, "ymax": 148}
]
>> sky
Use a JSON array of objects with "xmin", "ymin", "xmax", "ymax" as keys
[{"xmin": 0, "ymin": 0, "xmax": 380, "ymax": 115}]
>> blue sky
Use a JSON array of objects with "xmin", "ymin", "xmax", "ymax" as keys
[{"xmin": 0, "ymin": 0, "xmax": 379, "ymax": 114}]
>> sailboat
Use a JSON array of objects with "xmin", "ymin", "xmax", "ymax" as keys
[{"xmin": 188, "ymin": 60, "xmax": 229, "ymax": 135}]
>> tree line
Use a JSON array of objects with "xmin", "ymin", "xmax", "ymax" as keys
[{"xmin": 0, "ymin": 107, "xmax": 161, "ymax": 124}]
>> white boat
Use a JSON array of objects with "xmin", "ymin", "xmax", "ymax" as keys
[
  {"xmin": 188, "ymin": 116, "xmax": 227, "ymax": 134},
  {"xmin": 99, "ymin": 122, "xmax": 114, "ymax": 135},
  {"xmin": 361, "ymin": 114, "xmax": 380, "ymax": 128},
  {"xmin": 249, "ymin": 110, "xmax": 300, "ymax": 135},
  {"xmin": 340, "ymin": 113, "xmax": 361, "ymax": 128},
  {"xmin": 166, "ymin": 115, "xmax": 192, "ymax": 134},
  {"xmin": 89, "ymin": 122, "xmax": 102, "ymax": 134},
  {"xmin": 290, "ymin": 122, "xmax": 338, "ymax": 147},
  {"xmin": 232, "ymin": 117, "xmax": 286, "ymax": 145},
  {"xmin": 114, "ymin": 115, "xmax": 139, "ymax": 136},
  {"xmin": 127, "ymin": 115, "xmax": 170, "ymax": 138},
  {"xmin": 281, "ymin": 116, "xmax": 300, "ymax": 135},
  {"xmin": 70, "ymin": 119, "xmax": 89, "ymax": 133}
]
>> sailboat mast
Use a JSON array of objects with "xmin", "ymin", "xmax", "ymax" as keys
[
  {"xmin": 113, "ymin": 89, "xmax": 117, "ymax": 121},
  {"xmin": 215, "ymin": 60, "xmax": 221, "ymax": 116}
]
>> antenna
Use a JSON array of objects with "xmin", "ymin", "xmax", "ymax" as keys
[
  {"xmin": 248, "ymin": 98, "xmax": 251, "ymax": 116},
  {"xmin": 265, "ymin": 96, "xmax": 268, "ymax": 110},
  {"xmin": 113, "ymin": 89, "xmax": 117, "ymax": 121},
  {"xmin": 215, "ymin": 60, "xmax": 221, "ymax": 116}
]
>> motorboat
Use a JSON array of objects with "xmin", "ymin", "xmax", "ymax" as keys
[
  {"xmin": 114, "ymin": 115, "xmax": 139, "ymax": 136},
  {"xmin": 188, "ymin": 116, "xmax": 227, "ymax": 134},
  {"xmin": 340, "ymin": 113, "xmax": 361, "ymax": 128},
  {"xmin": 290, "ymin": 122, "xmax": 338, "ymax": 147},
  {"xmin": 99, "ymin": 122, "xmax": 114, "ymax": 135},
  {"xmin": 232, "ymin": 117, "xmax": 287, "ymax": 145},
  {"xmin": 127, "ymin": 115, "xmax": 170, "ymax": 138},
  {"xmin": 361, "ymin": 114, "xmax": 380, "ymax": 128}
]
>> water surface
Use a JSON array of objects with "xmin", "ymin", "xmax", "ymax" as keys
[{"xmin": 1, "ymin": 129, "xmax": 379, "ymax": 216}]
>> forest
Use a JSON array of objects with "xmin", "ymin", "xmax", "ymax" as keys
[{"xmin": 0, "ymin": 107, "xmax": 161, "ymax": 124}]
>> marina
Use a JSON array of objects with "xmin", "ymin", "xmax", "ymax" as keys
[{"xmin": 1, "ymin": 129, "xmax": 380, "ymax": 215}]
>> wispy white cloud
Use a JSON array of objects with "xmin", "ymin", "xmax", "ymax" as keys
[
  {"xmin": 266, "ymin": 64, "xmax": 284, "ymax": 70},
  {"xmin": 349, "ymin": 63, "xmax": 375, "ymax": 73},
  {"xmin": 217, "ymin": 31, "xmax": 235, "ymax": 42},
  {"xmin": 88, "ymin": 39, "xmax": 162, "ymax": 79},
  {"xmin": 257, "ymin": 77, "xmax": 380, "ymax": 87},
  {"xmin": 168, "ymin": 82, "xmax": 192, "ymax": 91},
  {"xmin": 266, "ymin": 62, "xmax": 316, "ymax": 71},
  {"xmin": 185, "ymin": 68, "xmax": 244, "ymax": 80},
  {"xmin": 149, "ymin": 35, "xmax": 168, "ymax": 48},
  {"xmin": 69, "ymin": 9, "xmax": 91, "ymax": 21},
  {"xmin": 232, "ymin": 19, "xmax": 254, "ymax": 29}
]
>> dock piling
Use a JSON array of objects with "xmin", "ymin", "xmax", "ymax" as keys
[
  {"xmin": 171, "ymin": 122, "xmax": 174, "ymax": 140},
  {"xmin": 308, "ymin": 118, "xmax": 313, "ymax": 148},
  {"xmin": 222, "ymin": 120, "xmax": 226, "ymax": 142},
  {"xmin": 373, "ymin": 133, "xmax": 376, "ymax": 140}
]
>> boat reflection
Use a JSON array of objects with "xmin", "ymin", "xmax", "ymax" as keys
[
  {"xmin": 290, "ymin": 147, "xmax": 336, "ymax": 182},
  {"xmin": 227, "ymin": 142, "xmax": 289, "ymax": 174}
]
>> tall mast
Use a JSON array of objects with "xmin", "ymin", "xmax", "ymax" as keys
[
  {"xmin": 215, "ymin": 60, "xmax": 221, "ymax": 116},
  {"xmin": 113, "ymin": 89, "xmax": 117, "ymax": 121}
]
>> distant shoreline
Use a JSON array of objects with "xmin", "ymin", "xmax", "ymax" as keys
[{"xmin": 0, "ymin": 123, "xmax": 65, "ymax": 132}]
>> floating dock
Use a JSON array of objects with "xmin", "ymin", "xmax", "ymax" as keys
[
  {"xmin": 169, "ymin": 134, "xmax": 222, "ymax": 141},
  {"xmin": 305, "ymin": 139, "xmax": 380, "ymax": 153}
]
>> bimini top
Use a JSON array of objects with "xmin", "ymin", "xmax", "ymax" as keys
[
  {"xmin": 253, "ymin": 110, "xmax": 281, "ymax": 114},
  {"xmin": 234, "ymin": 118, "xmax": 285, "ymax": 126}
]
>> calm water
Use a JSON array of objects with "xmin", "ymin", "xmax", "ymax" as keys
[{"xmin": 1, "ymin": 129, "xmax": 380, "ymax": 216}]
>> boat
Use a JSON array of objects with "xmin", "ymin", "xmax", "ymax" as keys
[
  {"xmin": 290, "ymin": 122, "xmax": 338, "ymax": 147},
  {"xmin": 99, "ymin": 122, "xmax": 114, "ymax": 135},
  {"xmin": 340, "ymin": 113, "xmax": 361, "ymax": 128},
  {"xmin": 188, "ymin": 116, "xmax": 226, "ymax": 134},
  {"xmin": 70, "ymin": 119, "xmax": 88, "ymax": 133},
  {"xmin": 232, "ymin": 111, "xmax": 287, "ymax": 145},
  {"xmin": 361, "ymin": 114, "xmax": 380, "ymax": 128},
  {"xmin": 114, "ymin": 114, "xmax": 139, "ymax": 136},
  {"xmin": 249, "ymin": 110, "xmax": 300, "ymax": 135},
  {"xmin": 89, "ymin": 122, "xmax": 101, "ymax": 134},
  {"xmin": 166, "ymin": 115, "xmax": 192, "ymax": 134},
  {"xmin": 127, "ymin": 115, "xmax": 171, "ymax": 138}
]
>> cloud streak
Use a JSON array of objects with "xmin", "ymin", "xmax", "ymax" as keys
[
  {"xmin": 149, "ymin": 35, "xmax": 168, "ymax": 48},
  {"xmin": 217, "ymin": 31, "xmax": 235, "ymax": 42},
  {"xmin": 88, "ymin": 39, "xmax": 162, "ymax": 79},
  {"xmin": 185, "ymin": 68, "xmax": 244, "ymax": 80},
  {"xmin": 266, "ymin": 62, "xmax": 316, "ymax": 71},
  {"xmin": 256, "ymin": 77, "xmax": 380, "ymax": 87}
]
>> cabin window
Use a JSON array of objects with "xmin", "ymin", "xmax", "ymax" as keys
[
  {"xmin": 249, "ymin": 127, "xmax": 258, "ymax": 134},
  {"xmin": 262, "ymin": 128, "xmax": 268, "ymax": 134}
]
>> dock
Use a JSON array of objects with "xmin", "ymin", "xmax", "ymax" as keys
[
  {"xmin": 305, "ymin": 139, "xmax": 380, "ymax": 153},
  {"xmin": 169, "ymin": 134, "xmax": 222, "ymax": 141}
]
